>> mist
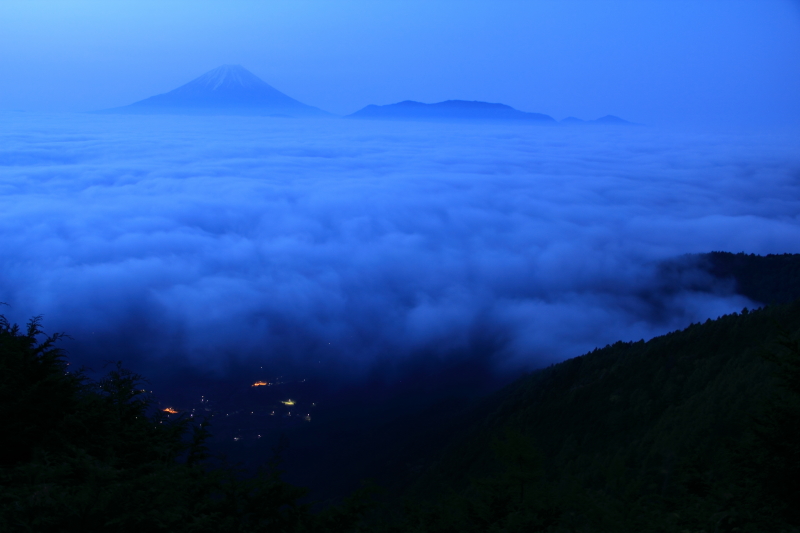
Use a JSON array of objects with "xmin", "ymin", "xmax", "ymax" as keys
[{"xmin": 2, "ymin": 112, "xmax": 798, "ymax": 387}]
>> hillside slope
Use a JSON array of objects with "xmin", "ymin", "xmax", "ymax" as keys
[{"xmin": 395, "ymin": 300, "xmax": 800, "ymax": 531}]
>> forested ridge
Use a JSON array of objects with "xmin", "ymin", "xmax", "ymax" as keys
[
  {"xmin": 702, "ymin": 251, "xmax": 800, "ymax": 305},
  {"xmin": 386, "ymin": 301, "xmax": 800, "ymax": 532},
  {"xmin": 1, "ymin": 252, "xmax": 799, "ymax": 531}
]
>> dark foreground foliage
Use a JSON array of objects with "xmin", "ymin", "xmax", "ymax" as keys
[{"xmin": 0, "ymin": 312, "xmax": 372, "ymax": 533}]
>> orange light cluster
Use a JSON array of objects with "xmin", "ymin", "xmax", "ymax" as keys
[
  {"xmin": 252, "ymin": 381, "xmax": 270, "ymax": 387},
  {"xmin": 163, "ymin": 407, "xmax": 178, "ymax": 414}
]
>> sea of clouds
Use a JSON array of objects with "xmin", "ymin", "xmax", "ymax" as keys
[{"xmin": 1, "ymin": 112, "xmax": 798, "ymax": 383}]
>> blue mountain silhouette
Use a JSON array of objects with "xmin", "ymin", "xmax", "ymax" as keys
[
  {"xmin": 560, "ymin": 115, "xmax": 636, "ymax": 125},
  {"xmin": 348, "ymin": 100, "xmax": 555, "ymax": 123},
  {"xmin": 100, "ymin": 65, "xmax": 328, "ymax": 117}
]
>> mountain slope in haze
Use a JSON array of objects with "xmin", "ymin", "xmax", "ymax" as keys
[
  {"xmin": 700, "ymin": 251, "xmax": 800, "ymax": 305},
  {"xmin": 393, "ymin": 299, "xmax": 800, "ymax": 531},
  {"xmin": 99, "ymin": 65, "xmax": 329, "ymax": 117},
  {"xmin": 592, "ymin": 114, "xmax": 633, "ymax": 125},
  {"xmin": 347, "ymin": 100, "xmax": 556, "ymax": 123},
  {"xmin": 561, "ymin": 114, "xmax": 636, "ymax": 125},
  {"xmin": 650, "ymin": 252, "xmax": 800, "ymax": 311}
]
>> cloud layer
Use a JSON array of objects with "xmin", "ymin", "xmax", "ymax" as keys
[{"xmin": 1, "ymin": 113, "xmax": 798, "ymax": 382}]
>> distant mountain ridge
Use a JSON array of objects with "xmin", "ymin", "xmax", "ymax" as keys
[
  {"xmin": 99, "ymin": 65, "xmax": 328, "ymax": 117},
  {"xmin": 97, "ymin": 64, "xmax": 633, "ymax": 123},
  {"xmin": 347, "ymin": 99, "xmax": 556, "ymax": 123},
  {"xmin": 561, "ymin": 114, "xmax": 636, "ymax": 125}
]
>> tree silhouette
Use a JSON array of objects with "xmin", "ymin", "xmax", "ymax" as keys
[{"xmin": 0, "ymin": 312, "xmax": 371, "ymax": 532}]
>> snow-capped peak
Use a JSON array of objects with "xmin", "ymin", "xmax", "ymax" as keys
[{"xmin": 192, "ymin": 64, "xmax": 267, "ymax": 91}]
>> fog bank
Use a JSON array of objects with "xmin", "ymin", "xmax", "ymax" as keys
[{"xmin": 1, "ymin": 113, "xmax": 798, "ymax": 382}]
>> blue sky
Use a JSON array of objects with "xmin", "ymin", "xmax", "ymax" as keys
[{"xmin": 1, "ymin": 0, "xmax": 799, "ymax": 126}]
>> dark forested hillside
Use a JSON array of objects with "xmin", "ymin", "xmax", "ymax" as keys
[
  {"xmin": 388, "ymin": 301, "xmax": 800, "ymax": 532},
  {"xmin": 699, "ymin": 251, "xmax": 800, "ymax": 305}
]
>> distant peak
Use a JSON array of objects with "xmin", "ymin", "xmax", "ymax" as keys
[
  {"xmin": 100, "ymin": 63, "xmax": 330, "ymax": 117},
  {"xmin": 593, "ymin": 115, "xmax": 632, "ymax": 125},
  {"xmin": 192, "ymin": 64, "xmax": 267, "ymax": 91}
]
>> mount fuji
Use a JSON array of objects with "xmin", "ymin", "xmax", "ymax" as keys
[{"xmin": 100, "ymin": 65, "xmax": 329, "ymax": 117}]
